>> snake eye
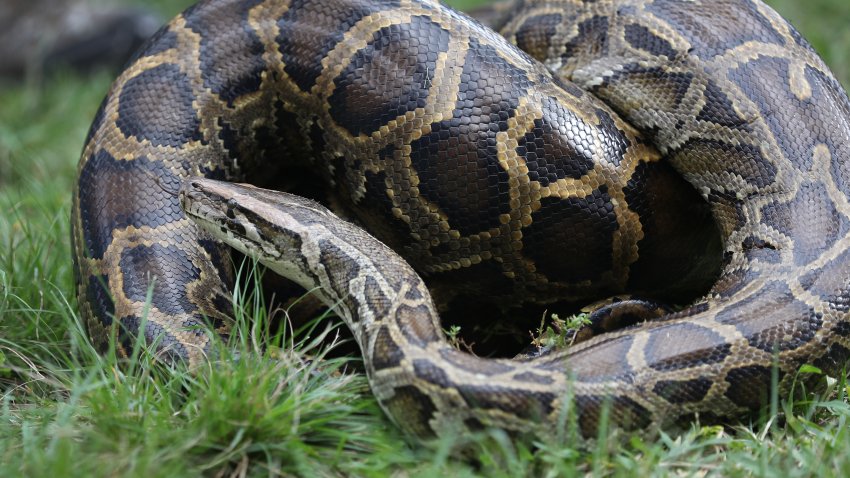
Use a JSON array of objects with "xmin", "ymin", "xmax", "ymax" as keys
[{"xmin": 225, "ymin": 198, "xmax": 238, "ymax": 219}]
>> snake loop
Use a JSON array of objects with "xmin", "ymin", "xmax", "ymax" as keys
[{"xmin": 72, "ymin": 0, "xmax": 850, "ymax": 438}]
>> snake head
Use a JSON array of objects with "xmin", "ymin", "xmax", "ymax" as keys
[{"xmin": 178, "ymin": 177, "xmax": 337, "ymax": 289}]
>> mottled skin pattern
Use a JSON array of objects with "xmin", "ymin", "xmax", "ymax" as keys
[{"xmin": 72, "ymin": 0, "xmax": 850, "ymax": 438}]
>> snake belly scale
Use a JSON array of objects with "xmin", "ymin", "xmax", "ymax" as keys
[{"xmin": 72, "ymin": 0, "xmax": 850, "ymax": 439}]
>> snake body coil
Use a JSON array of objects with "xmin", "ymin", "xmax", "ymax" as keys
[{"xmin": 72, "ymin": 0, "xmax": 850, "ymax": 438}]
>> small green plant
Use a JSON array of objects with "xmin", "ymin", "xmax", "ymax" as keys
[
  {"xmin": 444, "ymin": 324, "xmax": 463, "ymax": 347},
  {"xmin": 531, "ymin": 311, "xmax": 592, "ymax": 352}
]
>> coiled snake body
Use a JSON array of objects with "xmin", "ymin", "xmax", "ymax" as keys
[{"xmin": 72, "ymin": 0, "xmax": 850, "ymax": 438}]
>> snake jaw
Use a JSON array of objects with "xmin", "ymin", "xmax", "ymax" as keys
[{"xmin": 180, "ymin": 178, "xmax": 280, "ymax": 261}]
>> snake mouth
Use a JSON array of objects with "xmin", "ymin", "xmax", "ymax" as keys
[
  {"xmin": 179, "ymin": 180, "xmax": 230, "ymax": 228},
  {"xmin": 179, "ymin": 179, "xmax": 282, "ymax": 262}
]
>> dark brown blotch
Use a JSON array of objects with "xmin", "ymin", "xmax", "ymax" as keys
[
  {"xmin": 317, "ymin": 238, "xmax": 365, "ymax": 316},
  {"xmin": 799, "ymin": 249, "xmax": 850, "ymax": 313},
  {"xmin": 198, "ymin": 238, "xmax": 235, "ymax": 286},
  {"xmin": 623, "ymin": 23, "xmax": 677, "ymax": 59},
  {"xmin": 371, "ymin": 326, "xmax": 405, "ymax": 370},
  {"xmin": 363, "ymin": 276, "xmax": 391, "ymax": 319},
  {"xmin": 86, "ymin": 274, "xmax": 115, "ymax": 327},
  {"xmin": 716, "ymin": 281, "xmax": 822, "ymax": 353},
  {"xmin": 514, "ymin": 13, "xmax": 562, "ymax": 62},
  {"xmin": 652, "ymin": 377, "xmax": 713, "ymax": 404},
  {"xmin": 413, "ymin": 359, "xmax": 453, "ymax": 388},
  {"xmin": 575, "ymin": 394, "xmax": 652, "ymax": 438},
  {"xmin": 598, "ymin": 65, "xmax": 693, "ymax": 122},
  {"xmin": 118, "ymin": 314, "xmax": 189, "ymax": 363},
  {"xmin": 395, "ymin": 303, "xmax": 442, "ymax": 346},
  {"xmin": 408, "ymin": 37, "xmax": 530, "ymax": 236},
  {"xmin": 116, "ymin": 63, "xmax": 202, "ymax": 147},
  {"xmin": 761, "ymin": 181, "xmax": 849, "ymax": 266},
  {"xmin": 559, "ymin": 15, "xmax": 609, "ymax": 64},
  {"xmin": 77, "ymin": 151, "xmax": 185, "ymax": 260},
  {"xmin": 383, "ymin": 385, "xmax": 438, "ymax": 438},
  {"xmin": 584, "ymin": 299, "xmax": 669, "ymax": 336},
  {"xmin": 723, "ymin": 364, "xmax": 773, "ymax": 409},
  {"xmin": 522, "ymin": 188, "xmax": 617, "ymax": 283},
  {"xmin": 710, "ymin": 266, "xmax": 760, "ymax": 300},
  {"xmin": 329, "ymin": 15, "xmax": 451, "ymax": 136},
  {"xmin": 517, "ymin": 97, "xmax": 595, "ymax": 186},
  {"xmin": 645, "ymin": 322, "xmax": 731, "ymax": 372},
  {"xmin": 696, "ymin": 78, "xmax": 751, "ymax": 129},
  {"xmin": 458, "ymin": 384, "xmax": 556, "ymax": 420},
  {"xmin": 566, "ymin": 334, "xmax": 635, "ymax": 382},
  {"xmin": 277, "ymin": 0, "xmax": 400, "ymax": 92},
  {"xmin": 645, "ymin": 0, "xmax": 784, "ymax": 59},
  {"xmin": 670, "ymin": 138, "xmax": 777, "ymax": 189},
  {"xmin": 184, "ymin": 0, "xmax": 265, "ymax": 105},
  {"xmin": 119, "ymin": 244, "xmax": 201, "ymax": 315},
  {"xmin": 343, "ymin": 154, "xmax": 415, "ymax": 253},
  {"xmin": 741, "ymin": 236, "xmax": 781, "ymax": 264},
  {"xmin": 439, "ymin": 348, "xmax": 513, "ymax": 375}
]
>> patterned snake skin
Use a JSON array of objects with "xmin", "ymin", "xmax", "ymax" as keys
[{"xmin": 72, "ymin": 0, "xmax": 850, "ymax": 438}]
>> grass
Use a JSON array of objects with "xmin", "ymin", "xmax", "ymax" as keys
[{"xmin": 1, "ymin": 0, "xmax": 849, "ymax": 476}]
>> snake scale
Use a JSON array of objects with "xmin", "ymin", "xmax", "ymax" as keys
[{"xmin": 72, "ymin": 0, "xmax": 850, "ymax": 439}]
